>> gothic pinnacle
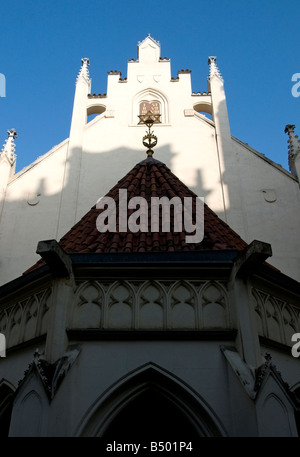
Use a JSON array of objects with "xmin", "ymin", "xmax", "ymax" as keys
[
  {"xmin": 207, "ymin": 56, "xmax": 223, "ymax": 82},
  {"xmin": 285, "ymin": 124, "xmax": 300, "ymax": 176},
  {"xmin": 76, "ymin": 57, "xmax": 90, "ymax": 84},
  {"xmin": 1, "ymin": 129, "xmax": 17, "ymax": 165}
]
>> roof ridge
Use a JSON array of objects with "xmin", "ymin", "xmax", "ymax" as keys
[
  {"xmin": 24, "ymin": 159, "xmax": 248, "ymax": 274},
  {"xmin": 58, "ymin": 160, "xmax": 247, "ymax": 254}
]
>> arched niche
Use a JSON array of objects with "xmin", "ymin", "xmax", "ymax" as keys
[
  {"xmin": 106, "ymin": 281, "xmax": 134, "ymax": 329},
  {"xmin": 87, "ymin": 104, "xmax": 106, "ymax": 123},
  {"xmin": 23, "ymin": 296, "xmax": 39, "ymax": 342},
  {"xmin": 265, "ymin": 298, "xmax": 282, "ymax": 342},
  {"xmin": 7, "ymin": 304, "xmax": 23, "ymax": 347},
  {"xmin": 71, "ymin": 281, "xmax": 103, "ymax": 329},
  {"xmin": 193, "ymin": 102, "xmax": 212, "ymax": 120},
  {"xmin": 137, "ymin": 280, "xmax": 166, "ymax": 329},
  {"xmin": 169, "ymin": 281, "xmax": 197, "ymax": 329},
  {"xmin": 281, "ymin": 304, "xmax": 298, "ymax": 346},
  {"xmin": 132, "ymin": 89, "xmax": 169, "ymax": 124},
  {"xmin": 260, "ymin": 394, "xmax": 292, "ymax": 437},
  {"xmin": 17, "ymin": 391, "xmax": 43, "ymax": 437},
  {"xmin": 251, "ymin": 289, "xmax": 266, "ymax": 337},
  {"xmin": 200, "ymin": 281, "xmax": 228, "ymax": 329}
]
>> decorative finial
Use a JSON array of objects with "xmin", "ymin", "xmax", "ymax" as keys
[
  {"xmin": 76, "ymin": 57, "xmax": 90, "ymax": 83},
  {"xmin": 1, "ymin": 129, "xmax": 17, "ymax": 165},
  {"xmin": 138, "ymin": 112, "xmax": 161, "ymax": 157},
  {"xmin": 137, "ymin": 35, "xmax": 160, "ymax": 48},
  {"xmin": 285, "ymin": 124, "xmax": 300, "ymax": 176},
  {"xmin": 207, "ymin": 56, "xmax": 223, "ymax": 82},
  {"xmin": 7, "ymin": 128, "xmax": 17, "ymax": 139}
]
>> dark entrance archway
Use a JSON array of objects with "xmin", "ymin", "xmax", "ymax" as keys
[
  {"xmin": 77, "ymin": 363, "xmax": 226, "ymax": 437},
  {"xmin": 102, "ymin": 387, "xmax": 200, "ymax": 439}
]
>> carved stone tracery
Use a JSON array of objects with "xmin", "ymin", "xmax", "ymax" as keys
[
  {"xmin": 252, "ymin": 288, "xmax": 300, "ymax": 346},
  {"xmin": 69, "ymin": 279, "xmax": 230, "ymax": 331},
  {"xmin": 0, "ymin": 288, "xmax": 51, "ymax": 349}
]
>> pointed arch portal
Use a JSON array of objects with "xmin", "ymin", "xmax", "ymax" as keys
[
  {"xmin": 76, "ymin": 363, "xmax": 226, "ymax": 437},
  {"xmin": 102, "ymin": 388, "xmax": 199, "ymax": 440}
]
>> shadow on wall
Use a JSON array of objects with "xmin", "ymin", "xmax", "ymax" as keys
[{"xmin": 0, "ymin": 139, "xmax": 220, "ymax": 286}]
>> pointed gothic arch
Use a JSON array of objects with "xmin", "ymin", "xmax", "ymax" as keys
[
  {"xmin": 137, "ymin": 280, "xmax": 167, "ymax": 329},
  {"xmin": 259, "ymin": 393, "xmax": 292, "ymax": 437},
  {"xmin": 200, "ymin": 281, "xmax": 229, "ymax": 329},
  {"xmin": 70, "ymin": 280, "xmax": 104, "ymax": 328},
  {"xmin": 75, "ymin": 363, "xmax": 227, "ymax": 437},
  {"xmin": 0, "ymin": 379, "xmax": 15, "ymax": 436},
  {"xmin": 105, "ymin": 280, "xmax": 135, "ymax": 329},
  {"xmin": 168, "ymin": 280, "xmax": 198, "ymax": 329}
]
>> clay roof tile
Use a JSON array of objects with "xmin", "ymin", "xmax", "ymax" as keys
[{"xmin": 24, "ymin": 158, "xmax": 248, "ymax": 274}]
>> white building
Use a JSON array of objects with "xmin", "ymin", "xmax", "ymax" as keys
[{"xmin": 0, "ymin": 35, "xmax": 299, "ymax": 438}]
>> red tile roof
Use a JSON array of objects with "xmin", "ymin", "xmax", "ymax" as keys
[{"xmin": 24, "ymin": 158, "xmax": 247, "ymax": 273}]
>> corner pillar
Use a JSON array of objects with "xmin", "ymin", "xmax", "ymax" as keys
[
  {"xmin": 36, "ymin": 240, "xmax": 76, "ymax": 363},
  {"xmin": 56, "ymin": 59, "xmax": 90, "ymax": 238},
  {"xmin": 229, "ymin": 240, "xmax": 272, "ymax": 368}
]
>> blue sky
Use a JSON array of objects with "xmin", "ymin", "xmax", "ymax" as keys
[{"xmin": 0, "ymin": 0, "xmax": 299, "ymax": 173}]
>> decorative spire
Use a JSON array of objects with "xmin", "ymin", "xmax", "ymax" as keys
[
  {"xmin": 76, "ymin": 58, "xmax": 90, "ymax": 84},
  {"xmin": 207, "ymin": 56, "xmax": 223, "ymax": 82},
  {"xmin": 284, "ymin": 124, "xmax": 300, "ymax": 176},
  {"xmin": 138, "ymin": 112, "xmax": 161, "ymax": 158},
  {"xmin": 1, "ymin": 129, "xmax": 17, "ymax": 165}
]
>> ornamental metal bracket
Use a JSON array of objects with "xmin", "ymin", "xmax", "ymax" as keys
[{"xmin": 138, "ymin": 111, "xmax": 161, "ymax": 157}]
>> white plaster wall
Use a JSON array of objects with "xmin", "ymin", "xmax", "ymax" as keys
[
  {"xmin": 0, "ymin": 141, "xmax": 69, "ymax": 285},
  {"xmin": 6, "ymin": 340, "xmax": 299, "ymax": 436},
  {"xmin": 49, "ymin": 340, "xmax": 239, "ymax": 437},
  {"xmin": 232, "ymin": 139, "xmax": 300, "ymax": 280},
  {"xmin": 76, "ymin": 113, "xmax": 223, "ymax": 222},
  {"xmin": 0, "ymin": 36, "xmax": 299, "ymax": 286}
]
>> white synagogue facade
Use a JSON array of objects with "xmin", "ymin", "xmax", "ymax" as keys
[{"xmin": 0, "ymin": 36, "xmax": 300, "ymax": 438}]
